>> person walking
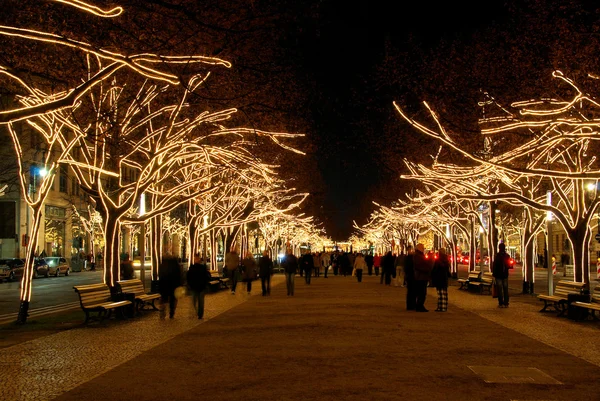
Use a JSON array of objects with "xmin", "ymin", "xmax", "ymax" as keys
[
  {"xmin": 413, "ymin": 244, "xmax": 432, "ymax": 312},
  {"xmin": 301, "ymin": 252, "xmax": 314, "ymax": 284},
  {"xmin": 225, "ymin": 249, "xmax": 240, "ymax": 294},
  {"xmin": 313, "ymin": 252, "xmax": 321, "ymax": 277},
  {"xmin": 353, "ymin": 252, "xmax": 366, "ymax": 282},
  {"xmin": 374, "ymin": 253, "xmax": 381, "ymax": 277},
  {"xmin": 404, "ymin": 246, "xmax": 416, "ymax": 310},
  {"xmin": 493, "ymin": 242, "xmax": 512, "ymax": 308},
  {"xmin": 187, "ymin": 254, "xmax": 211, "ymax": 319},
  {"xmin": 431, "ymin": 248, "xmax": 451, "ymax": 312},
  {"xmin": 339, "ymin": 251, "xmax": 351, "ymax": 277},
  {"xmin": 241, "ymin": 252, "xmax": 258, "ymax": 295},
  {"xmin": 158, "ymin": 257, "xmax": 183, "ymax": 319},
  {"xmin": 332, "ymin": 251, "xmax": 339, "ymax": 276},
  {"xmin": 321, "ymin": 251, "xmax": 330, "ymax": 278},
  {"xmin": 365, "ymin": 252, "xmax": 374, "ymax": 276},
  {"xmin": 381, "ymin": 251, "xmax": 395, "ymax": 285},
  {"xmin": 282, "ymin": 250, "xmax": 298, "ymax": 296},
  {"xmin": 258, "ymin": 250, "xmax": 274, "ymax": 296},
  {"xmin": 394, "ymin": 252, "xmax": 405, "ymax": 287}
]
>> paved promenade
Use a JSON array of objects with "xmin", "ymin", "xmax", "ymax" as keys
[{"xmin": 3, "ymin": 274, "xmax": 600, "ymax": 401}]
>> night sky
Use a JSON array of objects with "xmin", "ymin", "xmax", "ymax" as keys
[{"xmin": 299, "ymin": 1, "xmax": 509, "ymax": 240}]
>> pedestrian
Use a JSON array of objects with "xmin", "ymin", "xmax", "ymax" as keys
[
  {"xmin": 301, "ymin": 252, "xmax": 314, "ymax": 284},
  {"xmin": 332, "ymin": 251, "xmax": 339, "ymax": 276},
  {"xmin": 258, "ymin": 250, "xmax": 274, "ymax": 296},
  {"xmin": 120, "ymin": 253, "xmax": 134, "ymax": 280},
  {"xmin": 225, "ymin": 248, "xmax": 240, "ymax": 294},
  {"xmin": 365, "ymin": 252, "xmax": 374, "ymax": 276},
  {"xmin": 339, "ymin": 251, "xmax": 351, "ymax": 277},
  {"xmin": 241, "ymin": 252, "xmax": 258, "ymax": 295},
  {"xmin": 404, "ymin": 246, "xmax": 416, "ymax": 310},
  {"xmin": 431, "ymin": 248, "xmax": 451, "ymax": 312},
  {"xmin": 381, "ymin": 251, "xmax": 395, "ymax": 285},
  {"xmin": 493, "ymin": 242, "xmax": 512, "ymax": 308},
  {"xmin": 394, "ymin": 252, "xmax": 405, "ymax": 287},
  {"xmin": 374, "ymin": 253, "xmax": 381, "ymax": 276},
  {"xmin": 313, "ymin": 252, "xmax": 321, "ymax": 277},
  {"xmin": 413, "ymin": 243, "xmax": 432, "ymax": 312},
  {"xmin": 353, "ymin": 252, "xmax": 366, "ymax": 282},
  {"xmin": 321, "ymin": 251, "xmax": 330, "ymax": 278},
  {"xmin": 187, "ymin": 254, "xmax": 211, "ymax": 319},
  {"xmin": 159, "ymin": 257, "xmax": 183, "ymax": 319},
  {"xmin": 282, "ymin": 249, "xmax": 298, "ymax": 296}
]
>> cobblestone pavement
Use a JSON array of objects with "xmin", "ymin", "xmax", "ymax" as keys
[
  {"xmin": 0, "ymin": 277, "xmax": 281, "ymax": 401},
  {"xmin": 3, "ymin": 274, "xmax": 600, "ymax": 401}
]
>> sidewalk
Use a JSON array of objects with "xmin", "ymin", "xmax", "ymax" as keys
[{"xmin": 3, "ymin": 274, "xmax": 600, "ymax": 401}]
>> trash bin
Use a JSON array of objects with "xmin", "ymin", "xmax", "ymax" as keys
[{"xmin": 567, "ymin": 293, "xmax": 590, "ymax": 321}]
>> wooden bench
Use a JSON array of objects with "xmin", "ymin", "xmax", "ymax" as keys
[
  {"xmin": 210, "ymin": 272, "xmax": 230, "ymax": 292},
  {"xmin": 457, "ymin": 270, "xmax": 482, "ymax": 291},
  {"xmin": 471, "ymin": 272, "xmax": 494, "ymax": 295},
  {"xmin": 571, "ymin": 290, "xmax": 600, "ymax": 321},
  {"xmin": 116, "ymin": 279, "xmax": 161, "ymax": 313},
  {"xmin": 538, "ymin": 280, "xmax": 586, "ymax": 316},
  {"xmin": 73, "ymin": 283, "xmax": 132, "ymax": 324}
]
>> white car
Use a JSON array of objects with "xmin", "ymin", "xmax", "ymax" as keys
[{"xmin": 44, "ymin": 257, "xmax": 70, "ymax": 276}]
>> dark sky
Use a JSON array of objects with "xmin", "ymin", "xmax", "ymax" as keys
[{"xmin": 299, "ymin": 1, "xmax": 508, "ymax": 240}]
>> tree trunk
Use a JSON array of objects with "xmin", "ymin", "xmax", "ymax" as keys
[
  {"xmin": 568, "ymin": 224, "xmax": 591, "ymax": 285},
  {"xmin": 151, "ymin": 216, "xmax": 161, "ymax": 281},
  {"xmin": 16, "ymin": 204, "xmax": 44, "ymax": 324},
  {"xmin": 522, "ymin": 233, "xmax": 535, "ymax": 294},
  {"xmin": 103, "ymin": 216, "xmax": 121, "ymax": 291}
]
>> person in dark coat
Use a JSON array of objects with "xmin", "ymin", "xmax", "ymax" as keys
[
  {"xmin": 404, "ymin": 246, "xmax": 416, "ymax": 310},
  {"xmin": 339, "ymin": 252, "xmax": 351, "ymax": 277},
  {"xmin": 187, "ymin": 254, "xmax": 211, "ymax": 319},
  {"xmin": 413, "ymin": 243, "xmax": 432, "ymax": 312},
  {"xmin": 258, "ymin": 250, "xmax": 274, "ymax": 296},
  {"xmin": 493, "ymin": 242, "xmax": 511, "ymax": 308},
  {"xmin": 365, "ymin": 252, "xmax": 374, "ymax": 276},
  {"xmin": 300, "ymin": 252, "xmax": 314, "ymax": 284},
  {"xmin": 282, "ymin": 250, "xmax": 298, "ymax": 296},
  {"xmin": 241, "ymin": 252, "xmax": 258, "ymax": 295},
  {"xmin": 332, "ymin": 251, "xmax": 339, "ymax": 276},
  {"xmin": 120, "ymin": 254, "xmax": 134, "ymax": 280},
  {"xmin": 431, "ymin": 248, "xmax": 451, "ymax": 312},
  {"xmin": 159, "ymin": 257, "xmax": 183, "ymax": 319},
  {"xmin": 381, "ymin": 251, "xmax": 395, "ymax": 285}
]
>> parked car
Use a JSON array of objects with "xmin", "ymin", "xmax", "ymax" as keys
[
  {"xmin": 33, "ymin": 258, "xmax": 49, "ymax": 278},
  {"xmin": 0, "ymin": 258, "xmax": 26, "ymax": 282},
  {"xmin": 44, "ymin": 256, "xmax": 70, "ymax": 276}
]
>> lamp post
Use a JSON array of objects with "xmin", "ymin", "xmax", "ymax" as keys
[{"xmin": 547, "ymin": 190, "xmax": 553, "ymax": 296}]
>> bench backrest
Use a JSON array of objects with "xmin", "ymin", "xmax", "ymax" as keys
[
  {"xmin": 73, "ymin": 283, "xmax": 112, "ymax": 308},
  {"xmin": 116, "ymin": 279, "xmax": 146, "ymax": 296},
  {"xmin": 481, "ymin": 272, "xmax": 493, "ymax": 283},
  {"xmin": 468, "ymin": 271, "xmax": 482, "ymax": 281},
  {"xmin": 591, "ymin": 291, "xmax": 600, "ymax": 303},
  {"xmin": 554, "ymin": 281, "xmax": 585, "ymax": 297}
]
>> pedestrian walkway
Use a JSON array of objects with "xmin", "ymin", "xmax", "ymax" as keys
[{"xmin": 3, "ymin": 274, "xmax": 600, "ymax": 401}]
